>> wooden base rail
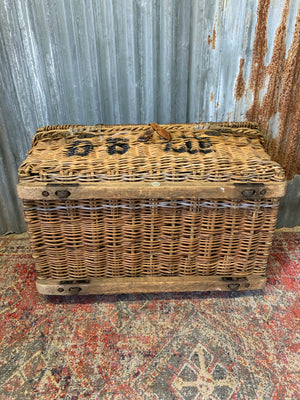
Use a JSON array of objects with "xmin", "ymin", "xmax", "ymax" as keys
[{"xmin": 36, "ymin": 275, "xmax": 266, "ymax": 295}]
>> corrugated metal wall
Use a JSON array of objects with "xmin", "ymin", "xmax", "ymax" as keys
[{"xmin": 0, "ymin": 0, "xmax": 299, "ymax": 234}]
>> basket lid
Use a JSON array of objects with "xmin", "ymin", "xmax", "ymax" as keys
[{"xmin": 18, "ymin": 122, "xmax": 285, "ymax": 184}]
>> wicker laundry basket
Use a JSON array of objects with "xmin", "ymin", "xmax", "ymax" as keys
[{"xmin": 17, "ymin": 122, "xmax": 287, "ymax": 295}]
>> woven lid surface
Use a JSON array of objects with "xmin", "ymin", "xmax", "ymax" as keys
[{"xmin": 18, "ymin": 122, "xmax": 285, "ymax": 183}]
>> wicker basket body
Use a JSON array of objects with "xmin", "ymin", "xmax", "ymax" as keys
[{"xmin": 17, "ymin": 123, "xmax": 287, "ymax": 294}]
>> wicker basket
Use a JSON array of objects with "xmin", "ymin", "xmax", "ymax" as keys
[{"xmin": 17, "ymin": 122, "xmax": 287, "ymax": 294}]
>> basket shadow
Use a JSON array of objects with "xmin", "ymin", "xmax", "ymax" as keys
[{"xmin": 45, "ymin": 288, "xmax": 265, "ymax": 305}]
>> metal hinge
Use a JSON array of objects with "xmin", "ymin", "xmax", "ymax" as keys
[{"xmin": 222, "ymin": 277, "xmax": 251, "ymax": 290}]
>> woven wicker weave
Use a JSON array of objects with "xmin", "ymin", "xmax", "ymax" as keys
[
  {"xmin": 18, "ymin": 123, "xmax": 287, "ymax": 293},
  {"xmin": 19, "ymin": 123, "xmax": 285, "ymax": 183},
  {"xmin": 22, "ymin": 198, "xmax": 279, "ymax": 279}
]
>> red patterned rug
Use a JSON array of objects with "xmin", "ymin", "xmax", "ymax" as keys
[{"xmin": 0, "ymin": 231, "xmax": 299, "ymax": 400}]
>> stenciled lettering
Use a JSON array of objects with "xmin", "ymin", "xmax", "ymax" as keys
[
  {"xmin": 67, "ymin": 140, "xmax": 94, "ymax": 157},
  {"xmin": 164, "ymin": 137, "xmax": 213, "ymax": 154},
  {"xmin": 106, "ymin": 138, "xmax": 130, "ymax": 155}
]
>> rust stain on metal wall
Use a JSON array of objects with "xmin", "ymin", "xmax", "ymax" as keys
[
  {"xmin": 210, "ymin": 92, "xmax": 214, "ymax": 102},
  {"xmin": 246, "ymin": 0, "xmax": 270, "ymax": 121},
  {"xmin": 234, "ymin": 58, "xmax": 246, "ymax": 101},
  {"xmin": 208, "ymin": 26, "xmax": 216, "ymax": 49},
  {"xmin": 277, "ymin": 9, "xmax": 300, "ymax": 179},
  {"xmin": 246, "ymin": 0, "xmax": 300, "ymax": 180}
]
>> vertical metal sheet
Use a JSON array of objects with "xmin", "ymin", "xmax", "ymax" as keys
[
  {"xmin": 0, "ymin": 0, "xmax": 299, "ymax": 233},
  {"xmin": 277, "ymin": 175, "xmax": 300, "ymax": 228}
]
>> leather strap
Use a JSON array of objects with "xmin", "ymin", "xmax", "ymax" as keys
[{"xmin": 149, "ymin": 123, "xmax": 172, "ymax": 141}]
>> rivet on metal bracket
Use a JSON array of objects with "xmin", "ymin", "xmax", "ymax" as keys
[
  {"xmin": 242, "ymin": 189, "xmax": 256, "ymax": 198},
  {"xmin": 68, "ymin": 287, "xmax": 82, "ymax": 294},
  {"xmin": 228, "ymin": 283, "xmax": 241, "ymax": 290},
  {"xmin": 55, "ymin": 190, "xmax": 71, "ymax": 199}
]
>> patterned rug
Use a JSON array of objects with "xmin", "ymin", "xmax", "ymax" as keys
[{"xmin": 0, "ymin": 231, "xmax": 299, "ymax": 400}]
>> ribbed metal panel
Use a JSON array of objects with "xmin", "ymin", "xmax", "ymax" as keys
[{"xmin": 0, "ymin": 0, "xmax": 299, "ymax": 233}]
